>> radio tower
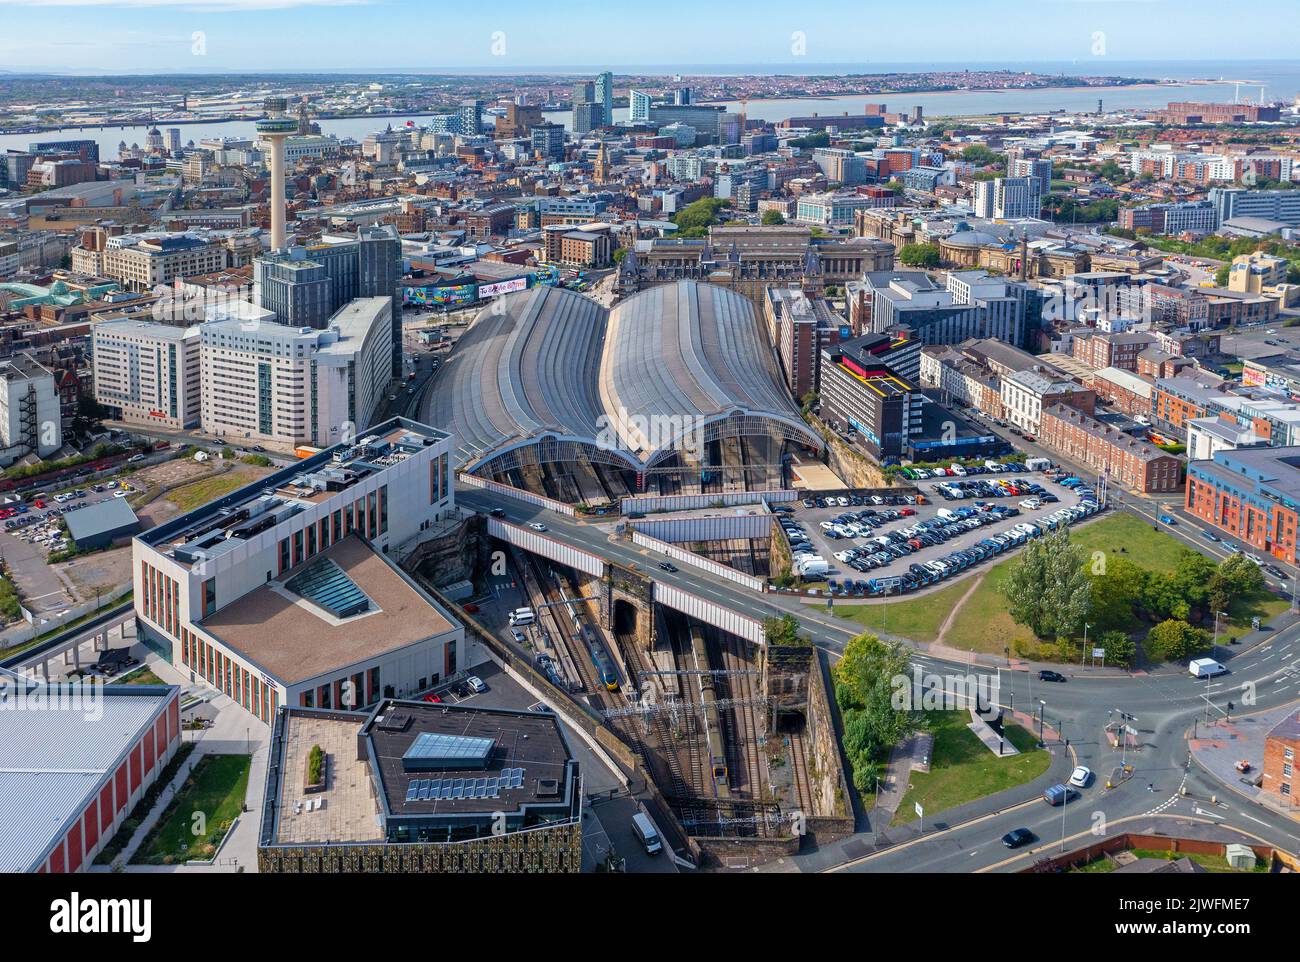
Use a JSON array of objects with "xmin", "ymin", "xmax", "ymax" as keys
[{"xmin": 256, "ymin": 97, "xmax": 297, "ymax": 250}]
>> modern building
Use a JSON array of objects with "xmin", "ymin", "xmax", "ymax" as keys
[
  {"xmin": 530, "ymin": 122, "xmax": 565, "ymax": 161},
  {"xmin": 200, "ymin": 296, "xmax": 394, "ymax": 447},
  {"xmin": 819, "ymin": 339, "xmax": 924, "ymax": 458},
  {"xmin": 0, "ymin": 676, "xmax": 181, "ymax": 873},
  {"xmin": 1117, "ymin": 200, "xmax": 1216, "ymax": 235},
  {"xmin": 629, "ymin": 89, "xmax": 653, "ymax": 124},
  {"xmin": 764, "ymin": 286, "xmax": 850, "ymax": 399},
  {"xmin": 258, "ymin": 699, "xmax": 581, "ymax": 873},
  {"xmin": 850, "ymin": 269, "xmax": 1029, "ymax": 349},
  {"xmin": 593, "ymin": 72, "xmax": 614, "ymax": 127},
  {"xmin": 1186, "ymin": 446, "xmax": 1300, "ymax": 562},
  {"xmin": 132, "ymin": 419, "xmax": 466, "ymax": 723},
  {"xmin": 1229, "ymin": 251, "xmax": 1290, "ymax": 294},
  {"xmin": 92, "ymin": 319, "xmax": 202, "ymax": 429},
  {"xmin": 973, "ymin": 176, "xmax": 1044, "ymax": 220},
  {"xmin": 256, "ymin": 97, "xmax": 298, "ymax": 250},
  {"xmin": 1209, "ymin": 187, "xmax": 1300, "ymax": 230},
  {"xmin": 0, "ymin": 354, "xmax": 62, "ymax": 468}
]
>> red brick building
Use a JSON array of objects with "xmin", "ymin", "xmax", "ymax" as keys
[
  {"xmin": 1072, "ymin": 331, "xmax": 1157, "ymax": 372},
  {"xmin": 1038, "ymin": 405, "xmax": 1183, "ymax": 493},
  {"xmin": 1263, "ymin": 710, "xmax": 1300, "ymax": 810},
  {"xmin": 1185, "ymin": 447, "xmax": 1300, "ymax": 564}
]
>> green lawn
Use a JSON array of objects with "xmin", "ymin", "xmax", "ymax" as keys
[
  {"xmin": 1129, "ymin": 848, "xmax": 1268, "ymax": 873},
  {"xmin": 133, "ymin": 754, "xmax": 251, "ymax": 864},
  {"xmin": 111, "ymin": 666, "xmax": 166, "ymax": 686},
  {"xmin": 831, "ymin": 514, "xmax": 1285, "ymax": 657},
  {"xmin": 165, "ymin": 472, "xmax": 251, "ymax": 513},
  {"xmin": 891, "ymin": 714, "xmax": 1050, "ymax": 826}
]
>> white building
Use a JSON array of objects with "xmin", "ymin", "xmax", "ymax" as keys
[
  {"xmin": 92, "ymin": 319, "xmax": 202, "ymax": 429},
  {"xmin": 0, "ymin": 354, "xmax": 62, "ymax": 467},
  {"xmin": 132, "ymin": 420, "xmax": 473, "ymax": 723},
  {"xmin": 200, "ymin": 296, "xmax": 394, "ymax": 447},
  {"xmin": 973, "ymin": 176, "xmax": 1044, "ymax": 220}
]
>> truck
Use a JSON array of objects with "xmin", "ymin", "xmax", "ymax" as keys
[
  {"xmin": 631, "ymin": 811, "xmax": 663, "ymax": 855},
  {"xmin": 1025, "ymin": 457, "xmax": 1052, "ymax": 472},
  {"xmin": 1189, "ymin": 657, "xmax": 1228, "ymax": 679}
]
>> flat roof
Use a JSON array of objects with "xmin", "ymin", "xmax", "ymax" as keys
[
  {"xmin": 64, "ymin": 496, "xmax": 139, "ymax": 542},
  {"xmin": 200, "ymin": 536, "xmax": 458, "ymax": 685},
  {"xmin": 365, "ymin": 701, "xmax": 575, "ymax": 820}
]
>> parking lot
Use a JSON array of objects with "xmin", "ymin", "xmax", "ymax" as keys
[{"xmin": 779, "ymin": 465, "xmax": 1102, "ymax": 596}]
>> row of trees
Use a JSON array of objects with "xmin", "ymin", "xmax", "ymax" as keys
[{"xmin": 1000, "ymin": 529, "xmax": 1265, "ymax": 665}]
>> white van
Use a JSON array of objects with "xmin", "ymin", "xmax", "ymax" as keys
[
  {"xmin": 509, "ymin": 608, "xmax": 535, "ymax": 626},
  {"xmin": 936, "ymin": 508, "xmax": 958, "ymax": 522},
  {"xmin": 632, "ymin": 811, "xmax": 662, "ymax": 854},
  {"xmin": 1189, "ymin": 657, "xmax": 1227, "ymax": 679},
  {"xmin": 949, "ymin": 463, "xmax": 967, "ymax": 477}
]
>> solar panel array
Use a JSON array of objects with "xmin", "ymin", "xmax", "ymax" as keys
[{"xmin": 404, "ymin": 768, "xmax": 526, "ymax": 803}]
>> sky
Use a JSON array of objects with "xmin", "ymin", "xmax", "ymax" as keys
[{"xmin": 0, "ymin": 0, "xmax": 1297, "ymax": 74}]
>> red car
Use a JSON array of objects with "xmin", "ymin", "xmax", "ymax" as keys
[
  {"xmin": 463, "ymin": 602, "xmax": 479, "ymax": 614},
  {"xmin": 422, "ymin": 693, "xmax": 443, "ymax": 703},
  {"xmin": 899, "ymin": 507, "xmax": 916, "ymax": 516}
]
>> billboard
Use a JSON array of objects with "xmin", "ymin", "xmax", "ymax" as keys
[
  {"xmin": 404, "ymin": 283, "xmax": 478, "ymax": 307},
  {"xmin": 477, "ymin": 276, "xmax": 528, "ymax": 299}
]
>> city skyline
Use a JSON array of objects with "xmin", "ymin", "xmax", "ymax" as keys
[{"xmin": 1, "ymin": 0, "xmax": 1298, "ymax": 72}]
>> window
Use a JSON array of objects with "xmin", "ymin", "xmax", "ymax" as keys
[
  {"xmin": 292, "ymin": 530, "xmax": 304, "ymax": 566},
  {"xmin": 1286, "ymin": 747, "xmax": 1295, "ymax": 762},
  {"xmin": 1285, "ymin": 763, "xmax": 1294, "ymax": 779},
  {"xmin": 306, "ymin": 524, "xmax": 317, "ymax": 558},
  {"xmin": 278, "ymin": 538, "xmax": 290, "ymax": 575},
  {"xmin": 202, "ymin": 578, "xmax": 217, "ymax": 618}
]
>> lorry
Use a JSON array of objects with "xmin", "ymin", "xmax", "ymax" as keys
[
  {"xmin": 1189, "ymin": 657, "xmax": 1228, "ymax": 679},
  {"xmin": 1025, "ymin": 457, "xmax": 1052, "ymax": 472},
  {"xmin": 632, "ymin": 811, "xmax": 663, "ymax": 854}
]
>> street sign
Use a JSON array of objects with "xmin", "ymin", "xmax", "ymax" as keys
[
  {"xmin": 914, "ymin": 802, "xmax": 923, "ymax": 818},
  {"xmin": 1092, "ymin": 648, "xmax": 1105, "ymax": 659}
]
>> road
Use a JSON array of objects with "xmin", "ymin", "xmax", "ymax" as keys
[{"xmin": 456, "ymin": 482, "xmax": 1300, "ymax": 870}]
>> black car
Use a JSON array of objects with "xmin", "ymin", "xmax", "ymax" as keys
[
  {"xmin": 658, "ymin": 561, "xmax": 678, "ymax": 573},
  {"xmin": 1038, "ymin": 670, "xmax": 1066, "ymax": 683},
  {"xmin": 489, "ymin": 507, "xmax": 506, "ymax": 518},
  {"xmin": 1001, "ymin": 828, "xmax": 1035, "ymax": 849}
]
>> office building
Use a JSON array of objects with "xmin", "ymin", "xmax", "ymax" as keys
[
  {"xmin": 26, "ymin": 139, "xmax": 100, "ymax": 163},
  {"xmin": 91, "ymin": 232, "xmax": 228, "ymax": 292},
  {"xmin": 133, "ymin": 419, "xmax": 466, "ymax": 724},
  {"xmin": 629, "ymin": 89, "xmax": 653, "ymax": 124},
  {"xmin": 973, "ymin": 176, "xmax": 1044, "ymax": 220},
  {"xmin": 530, "ymin": 122, "xmax": 566, "ymax": 161},
  {"xmin": 593, "ymin": 71, "xmax": 614, "ymax": 127},
  {"xmin": 1209, "ymin": 187, "xmax": 1300, "ymax": 229},
  {"xmin": 1186, "ymin": 446, "xmax": 1300, "ymax": 562},
  {"xmin": 572, "ymin": 102, "xmax": 603, "ymax": 136},
  {"xmin": 92, "ymin": 319, "xmax": 202, "ymax": 429}
]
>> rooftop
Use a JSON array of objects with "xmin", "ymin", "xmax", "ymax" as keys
[
  {"xmin": 200, "ymin": 535, "xmax": 457, "ymax": 686},
  {"xmin": 63, "ymin": 496, "xmax": 139, "ymax": 543}
]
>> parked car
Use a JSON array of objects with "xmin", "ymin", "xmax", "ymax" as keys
[{"xmin": 465, "ymin": 676, "xmax": 488, "ymax": 694}]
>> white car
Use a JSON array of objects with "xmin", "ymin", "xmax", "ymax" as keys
[
  {"xmin": 114, "ymin": 491, "xmax": 129, "ymax": 498},
  {"xmin": 1019, "ymin": 499, "xmax": 1040, "ymax": 510},
  {"xmin": 1068, "ymin": 766, "xmax": 1093, "ymax": 788},
  {"xmin": 465, "ymin": 675, "xmax": 487, "ymax": 694},
  {"xmin": 528, "ymin": 522, "xmax": 547, "ymax": 531}
]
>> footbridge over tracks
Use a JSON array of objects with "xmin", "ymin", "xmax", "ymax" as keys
[{"xmin": 485, "ymin": 514, "xmax": 767, "ymax": 645}]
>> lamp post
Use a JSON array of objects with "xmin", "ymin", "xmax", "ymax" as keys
[
  {"xmin": 1037, "ymin": 699, "xmax": 1046, "ymax": 748},
  {"xmin": 1081, "ymin": 623, "xmax": 1092, "ymax": 667}
]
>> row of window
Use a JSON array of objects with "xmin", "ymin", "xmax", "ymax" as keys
[
  {"xmin": 141, "ymin": 561, "xmax": 179, "ymax": 637},
  {"xmin": 277, "ymin": 486, "xmax": 388, "ymax": 575},
  {"xmin": 181, "ymin": 631, "xmax": 278, "ymax": 724}
]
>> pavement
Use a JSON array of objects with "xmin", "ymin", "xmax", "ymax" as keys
[{"xmin": 1190, "ymin": 703, "xmax": 1300, "ymax": 818}]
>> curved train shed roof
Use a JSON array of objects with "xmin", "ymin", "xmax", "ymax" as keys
[{"xmin": 429, "ymin": 280, "xmax": 820, "ymax": 473}]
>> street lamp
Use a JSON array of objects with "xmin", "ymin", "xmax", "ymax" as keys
[
  {"xmin": 1037, "ymin": 698, "xmax": 1046, "ymax": 748},
  {"xmin": 1211, "ymin": 610, "xmax": 1228, "ymax": 652},
  {"xmin": 1081, "ymin": 623, "xmax": 1092, "ymax": 667}
]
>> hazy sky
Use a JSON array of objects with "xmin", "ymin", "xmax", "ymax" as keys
[{"xmin": 0, "ymin": 0, "xmax": 1296, "ymax": 73}]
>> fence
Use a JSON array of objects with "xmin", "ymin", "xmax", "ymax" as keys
[
  {"xmin": 630, "ymin": 530, "xmax": 766, "ymax": 593},
  {"xmin": 620, "ymin": 489, "xmax": 800, "ymax": 515},
  {"xmin": 457, "ymin": 472, "xmax": 576, "ymax": 516},
  {"xmin": 628, "ymin": 511, "xmax": 773, "ymax": 544},
  {"xmin": 3, "ymin": 582, "xmax": 134, "ymax": 652}
]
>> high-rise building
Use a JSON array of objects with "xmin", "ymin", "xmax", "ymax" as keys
[
  {"xmin": 572, "ymin": 102, "xmax": 603, "ymax": 135},
  {"xmin": 573, "ymin": 80, "xmax": 594, "ymax": 105},
  {"xmin": 973, "ymin": 175, "xmax": 1044, "ymax": 220},
  {"xmin": 629, "ymin": 90, "xmax": 653, "ymax": 124},
  {"xmin": 531, "ymin": 122, "xmax": 566, "ymax": 161},
  {"xmin": 1209, "ymin": 187, "xmax": 1300, "ymax": 228},
  {"xmin": 166, "ymin": 128, "xmax": 182, "ymax": 155},
  {"xmin": 0, "ymin": 354, "xmax": 61, "ymax": 468},
  {"xmin": 674, "ymin": 87, "xmax": 692, "ymax": 106},
  {"xmin": 594, "ymin": 71, "xmax": 614, "ymax": 126},
  {"xmin": 458, "ymin": 100, "xmax": 482, "ymax": 136},
  {"xmin": 92, "ymin": 320, "xmax": 202, "ymax": 429}
]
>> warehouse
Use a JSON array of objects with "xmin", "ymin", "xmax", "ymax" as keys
[{"xmin": 64, "ymin": 497, "xmax": 141, "ymax": 550}]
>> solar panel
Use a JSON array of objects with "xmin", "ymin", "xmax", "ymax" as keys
[
  {"xmin": 418, "ymin": 780, "xmax": 432, "ymax": 801},
  {"xmin": 406, "ymin": 782, "xmax": 418, "ymax": 802},
  {"xmin": 285, "ymin": 556, "xmax": 371, "ymax": 618}
]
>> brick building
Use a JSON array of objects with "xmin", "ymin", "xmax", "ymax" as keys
[
  {"xmin": 1086, "ymin": 366, "xmax": 1155, "ymax": 418},
  {"xmin": 1072, "ymin": 331, "xmax": 1158, "ymax": 372},
  {"xmin": 1185, "ymin": 446, "xmax": 1300, "ymax": 564},
  {"xmin": 1038, "ymin": 405, "xmax": 1183, "ymax": 493},
  {"xmin": 1263, "ymin": 710, "xmax": 1300, "ymax": 811}
]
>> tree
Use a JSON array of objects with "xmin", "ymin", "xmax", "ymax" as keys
[
  {"xmin": 1214, "ymin": 264, "xmax": 1231, "ymax": 287},
  {"xmin": 961, "ymin": 144, "xmax": 1001, "ymax": 167},
  {"xmin": 1144, "ymin": 618, "xmax": 1210, "ymax": 663},
  {"xmin": 673, "ymin": 197, "xmax": 730, "ymax": 238},
  {"xmin": 763, "ymin": 613, "xmax": 810, "ymax": 647},
  {"xmin": 761, "ymin": 209, "xmax": 786, "ymax": 226},
  {"xmin": 1096, "ymin": 629, "xmax": 1137, "ymax": 669},
  {"xmin": 898, "ymin": 243, "xmax": 941, "ymax": 268},
  {"xmin": 1207, "ymin": 553, "xmax": 1264, "ymax": 615},
  {"xmin": 833, "ymin": 634, "xmax": 918, "ymax": 792},
  {"xmin": 1000, "ymin": 528, "xmax": 1093, "ymax": 640},
  {"xmin": 612, "ymin": 246, "xmax": 628, "ymax": 264},
  {"xmin": 1142, "ymin": 549, "xmax": 1217, "ymax": 622},
  {"xmin": 1088, "ymin": 556, "xmax": 1149, "ymax": 631}
]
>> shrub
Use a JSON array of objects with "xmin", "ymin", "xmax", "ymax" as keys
[{"xmin": 308, "ymin": 744, "xmax": 325, "ymax": 785}]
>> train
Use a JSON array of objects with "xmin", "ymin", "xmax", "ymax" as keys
[
  {"xmin": 690, "ymin": 624, "xmax": 730, "ymax": 796},
  {"xmin": 581, "ymin": 622, "xmax": 621, "ymax": 692}
]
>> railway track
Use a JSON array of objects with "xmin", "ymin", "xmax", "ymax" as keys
[{"xmin": 787, "ymin": 729, "xmax": 814, "ymax": 815}]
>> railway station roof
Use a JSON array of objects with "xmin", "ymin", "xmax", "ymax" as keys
[{"xmin": 428, "ymin": 280, "xmax": 821, "ymax": 474}]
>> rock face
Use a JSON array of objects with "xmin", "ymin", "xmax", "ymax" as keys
[{"xmin": 406, "ymin": 515, "xmax": 485, "ymax": 588}]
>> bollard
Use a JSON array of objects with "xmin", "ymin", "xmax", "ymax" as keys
[{"xmin": 1211, "ymin": 794, "xmax": 1217, "ymax": 805}]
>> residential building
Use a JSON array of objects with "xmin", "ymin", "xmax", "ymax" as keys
[
  {"xmin": 92, "ymin": 319, "xmax": 202, "ymax": 429},
  {"xmin": 1038, "ymin": 404, "xmax": 1183, "ymax": 493},
  {"xmin": 0, "ymin": 354, "xmax": 62, "ymax": 467},
  {"xmin": 1186, "ymin": 446, "xmax": 1300, "ymax": 562},
  {"xmin": 1001, "ymin": 367, "xmax": 1096, "ymax": 433},
  {"xmin": 1262, "ymin": 710, "xmax": 1300, "ymax": 811}
]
